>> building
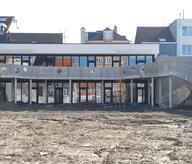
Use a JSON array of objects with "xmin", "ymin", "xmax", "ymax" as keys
[
  {"xmin": 135, "ymin": 18, "xmax": 192, "ymax": 57},
  {"xmin": 1, "ymin": 16, "xmax": 192, "ymax": 108},
  {"xmin": 135, "ymin": 18, "xmax": 192, "ymax": 107},
  {"xmin": 81, "ymin": 26, "xmax": 131, "ymax": 44}
]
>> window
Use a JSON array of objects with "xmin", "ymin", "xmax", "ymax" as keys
[
  {"xmin": 129, "ymin": 56, "xmax": 136, "ymax": 65},
  {"xmin": 158, "ymin": 38, "xmax": 167, "ymax": 42},
  {"xmin": 46, "ymin": 56, "xmax": 55, "ymax": 66},
  {"xmin": 146, "ymin": 56, "xmax": 153, "ymax": 63},
  {"xmin": 80, "ymin": 56, "xmax": 87, "ymax": 67},
  {"xmin": 103, "ymin": 31, "xmax": 113, "ymax": 40},
  {"xmin": 182, "ymin": 45, "xmax": 192, "ymax": 55},
  {"xmin": 55, "ymin": 56, "xmax": 63, "ymax": 67},
  {"xmin": 183, "ymin": 27, "xmax": 192, "ymax": 36},
  {"xmin": 72, "ymin": 56, "xmax": 79, "ymax": 67},
  {"xmin": 63, "ymin": 56, "xmax": 72, "ymax": 67}
]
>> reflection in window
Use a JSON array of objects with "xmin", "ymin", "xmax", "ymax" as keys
[
  {"xmin": 13, "ymin": 56, "xmax": 21, "ymax": 65},
  {"xmin": 104, "ymin": 56, "xmax": 112, "ymax": 67},
  {"xmin": 34, "ymin": 56, "xmax": 46, "ymax": 66},
  {"xmin": 0, "ymin": 55, "xmax": 5, "ymax": 63},
  {"xmin": 137, "ymin": 56, "xmax": 145, "ymax": 61},
  {"xmin": 129, "ymin": 56, "xmax": 136, "ymax": 65},
  {"xmin": 96, "ymin": 56, "xmax": 104, "ymax": 67},
  {"xmin": 146, "ymin": 56, "xmax": 153, "ymax": 63},
  {"xmin": 72, "ymin": 56, "xmax": 79, "ymax": 67},
  {"xmin": 22, "ymin": 56, "xmax": 30, "ymax": 66},
  {"xmin": 47, "ymin": 56, "xmax": 55, "ymax": 66},
  {"xmin": 63, "ymin": 56, "xmax": 72, "ymax": 67},
  {"xmin": 80, "ymin": 56, "xmax": 87, "ymax": 67},
  {"xmin": 55, "ymin": 56, "xmax": 63, "ymax": 67}
]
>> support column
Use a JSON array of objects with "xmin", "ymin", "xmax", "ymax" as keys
[
  {"xmin": 29, "ymin": 79, "xmax": 32, "ymax": 104},
  {"xmin": 11, "ymin": 79, "xmax": 15, "ymax": 102},
  {"xmin": 14, "ymin": 78, "xmax": 17, "ymax": 104},
  {"xmin": 69, "ymin": 80, "xmax": 72, "ymax": 104},
  {"xmin": 148, "ymin": 80, "xmax": 150, "ymax": 105},
  {"xmin": 130, "ymin": 79, "xmax": 133, "ymax": 104},
  {"xmin": 45, "ymin": 80, "xmax": 48, "ymax": 104},
  {"xmin": 151, "ymin": 77, "xmax": 154, "ymax": 107},
  {"xmin": 101, "ymin": 80, "xmax": 104, "ymax": 104},
  {"xmin": 169, "ymin": 76, "xmax": 172, "ymax": 109},
  {"xmin": 158, "ymin": 78, "xmax": 162, "ymax": 107}
]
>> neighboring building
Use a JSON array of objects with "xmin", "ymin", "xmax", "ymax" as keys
[
  {"xmin": 81, "ymin": 26, "xmax": 131, "ymax": 44},
  {"xmin": 135, "ymin": 18, "xmax": 192, "ymax": 57},
  {"xmin": 0, "ymin": 16, "xmax": 63, "ymax": 44}
]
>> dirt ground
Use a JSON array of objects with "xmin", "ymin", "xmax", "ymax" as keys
[{"xmin": 0, "ymin": 106, "xmax": 191, "ymax": 163}]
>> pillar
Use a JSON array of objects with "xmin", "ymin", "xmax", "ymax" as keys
[
  {"xmin": 69, "ymin": 80, "xmax": 72, "ymax": 104},
  {"xmin": 151, "ymin": 77, "xmax": 154, "ymax": 107},
  {"xmin": 158, "ymin": 78, "xmax": 162, "ymax": 107},
  {"xmin": 14, "ymin": 78, "xmax": 17, "ymax": 104},
  {"xmin": 29, "ymin": 79, "xmax": 32, "ymax": 104},
  {"xmin": 130, "ymin": 79, "xmax": 133, "ymax": 103},
  {"xmin": 11, "ymin": 79, "xmax": 15, "ymax": 102},
  {"xmin": 148, "ymin": 80, "xmax": 150, "ymax": 105},
  {"xmin": 101, "ymin": 80, "xmax": 104, "ymax": 104},
  {"xmin": 169, "ymin": 76, "xmax": 172, "ymax": 109},
  {"xmin": 45, "ymin": 80, "xmax": 48, "ymax": 104}
]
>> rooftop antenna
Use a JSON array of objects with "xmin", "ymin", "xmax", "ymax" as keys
[{"xmin": 183, "ymin": 9, "xmax": 185, "ymax": 19}]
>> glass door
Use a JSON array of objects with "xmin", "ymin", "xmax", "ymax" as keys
[{"xmin": 55, "ymin": 88, "xmax": 63, "ymax": 104}]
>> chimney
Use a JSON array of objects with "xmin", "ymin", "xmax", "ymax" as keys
[{"xmin": 113, "ymin": 25, "xmax": 117, "ymax": 33}]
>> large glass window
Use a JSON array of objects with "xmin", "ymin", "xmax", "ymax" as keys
[
  {"xmin": 183, "ymin": 27, "xmax": 192, "ymax": 36},
  {"xmin": 22, "ymin": 56, "xmax": 30, "ymax": 66},
  {"xmin": 63, "ymin": 82, "xmax": 69, "ymax": 103},
  {"xmin": 79, "ymin": 56, "xmax": 88, "ymax": 67},
  {"xmin": 34, "ymin": 56, "xmax": 46, "ymax": 66},
  {"xmin": 146, "ymin": 56, "xmax": 153, "ymax": 63},
  {"xmin": 0, "ymin": 55, "xmax": 5, "ymax": 63},
  {"xmin": 88, "ymin": 56, "xmax": 96, "ymax": 67},
  {"xmin": 129, "ymin": 56, "xmax": 136, "ymax": 65},
  {"xmin": 48, "ymin": 82, "xmax": 54, "ymax": 103},
  {"xmin": 6, "ymin": 56, "xmax": 13, "ymax": 64},
  {"xmin": 72, "ymin": 56, "xmax": 79, "ymax": 67},
  {"xmin": 104, "ymin": 56, "xmax": 112, "ymax": 67},
  {"xmin": 47, "ymin": 56, "xmax": 55, "ymax": 66},
  {"xmin": 55, "ymin": 56, "xmax": 63, "ymax": 67},
  {"xmin": 96, "ymin": 83, "xmax": 102, "ymax": 103},
  {"xmin": 63, "ymin": 56, "xmax": 72, "ymax": 67},
  {"xmin": 13, "ymin": 56, "xmax": 21, "ymax": 65},
  {"xmin": 96, "ymin": 56, "xmax": 104, "ymax": 67},
  {"xmin": 182, "ymin": 45, "xmax": 192, "ymax": 55},
  {"xmin": 121, "ymin": 56, "xmax": 128, "ymax": 66}
]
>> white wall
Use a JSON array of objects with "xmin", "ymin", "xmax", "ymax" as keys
[{"xmin": 0, "ymin": 43, "xmax": 159, "ymax": 56}]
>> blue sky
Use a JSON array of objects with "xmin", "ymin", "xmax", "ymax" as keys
[{"xmin": 1, "ymin": 0, "xmax": 192, "ymax": 42}]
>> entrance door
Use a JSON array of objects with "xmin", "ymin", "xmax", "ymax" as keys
[
  {"xmin": 55, "ymin": 88, "xmax": 63, "ymax": 104},
  {"xmin": 136, "ymin": 83, "xmax": 146, "ymax": 104},
  {"xmin": 104, "ymin": 88, "xmax": 112, "ymax": 103}
]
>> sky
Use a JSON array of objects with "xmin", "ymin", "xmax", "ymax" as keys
[{"xmin": 1, "ymin": 0, "xmax": 192, "ymax": 43}]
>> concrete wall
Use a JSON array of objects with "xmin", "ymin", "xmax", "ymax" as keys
[
  {"xmin": 157, "ymin": 56, "xmax": 192, "ymax": 65},
  {"xmin": 159, "ymin": 43, "xmax": 176, "ymax": 56},
  {"xmin": 169, "ymin": 19, "xmax": 192, "ymax": 56}
]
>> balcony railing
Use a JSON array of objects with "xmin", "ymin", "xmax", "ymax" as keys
[{"xmin": 0, "ymin": 61, "xmax": 192, "ymax": 83}]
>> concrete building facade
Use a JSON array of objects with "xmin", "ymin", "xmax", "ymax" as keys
[{"xmin": 1, "ymin": 16, "xmax": 192, "ymax": 109}]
